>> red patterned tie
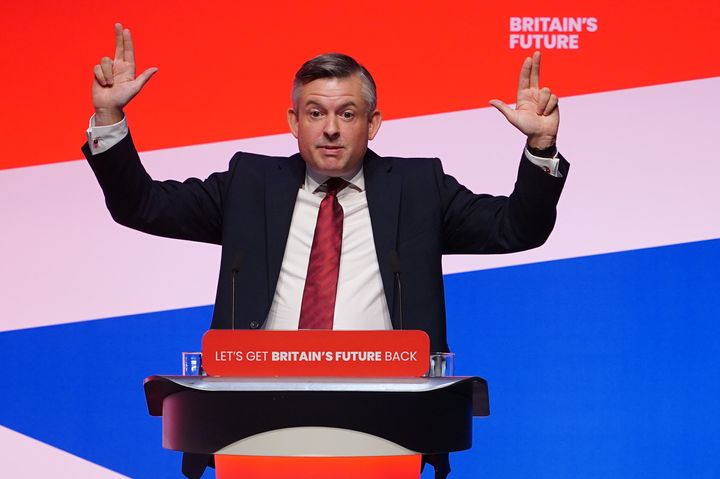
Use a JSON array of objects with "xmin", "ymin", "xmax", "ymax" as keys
[{"xmin": 298, "ymin": 178, "xmax": 348, "ymax": 329}]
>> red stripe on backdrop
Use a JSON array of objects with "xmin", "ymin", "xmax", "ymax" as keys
[{"xmin": 1, "ymin": 0, "xmax": 718, "ymax": 170}]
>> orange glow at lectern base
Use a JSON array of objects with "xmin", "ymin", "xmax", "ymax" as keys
[{"xmin": 215, "ymin": 455, "xmax": 422, "ymax": 479}]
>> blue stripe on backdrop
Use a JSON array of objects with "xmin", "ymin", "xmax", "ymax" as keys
[
  {"xmin": 445, "ymin": 238, "xmax": 720, "ymax": 479},
  {"xmin": 1, "ymin": 238, "xmax": 719, "ymax": 479},
  {"xmin": 0, "ymin": 306, "xmax": 216, "ymax": 479}
]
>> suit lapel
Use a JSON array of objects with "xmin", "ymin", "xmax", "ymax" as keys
[
  {"xmin": 364, "ymin": 150, "xmax": 402, "ymax": 327},
  {"xmin": 265, "ymin": 154, "xmax": 305, "ymax": 302}
]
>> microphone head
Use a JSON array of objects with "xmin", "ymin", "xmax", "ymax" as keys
[
  {"xmin": 389, "ymin": 250, "xmax": 401, "ymax": 274},
  {"xmin": 231, "ymin": 251, "xmax": 245, "ymax": 273}
]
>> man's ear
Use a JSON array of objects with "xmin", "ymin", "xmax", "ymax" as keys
[
  {"xmin": 287, "ymin": 108, "xmax": 299, "ymax": 139},
  {"xmin": 368, "ymin": 110, "xmax": 382, "ymax": 140}
]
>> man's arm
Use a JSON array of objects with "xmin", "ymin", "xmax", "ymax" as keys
[
  {"xmin": 83, "ymin": 132, "xmax": 227, "ymax": 244},
  {"xmin": 438, "ymin": 152, "xmax": 567, "ymax": 255},
  {"xmin": 84, "ymin": 24, "xmax": 226, "ymax": 244},
  {"xmin": 437, "ymin": 52, "xmax": 568, "ymax": 254}
]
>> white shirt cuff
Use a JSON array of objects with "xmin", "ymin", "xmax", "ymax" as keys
[
  {"xmin": 86, "ymin": 115, "xmax": 128, "ymax": 155},
  {"xmin": 524, "ymin": 147, "xmax": 562, "ymax": 178}
]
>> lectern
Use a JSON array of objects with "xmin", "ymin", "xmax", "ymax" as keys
[
  {"xmin": 144, "ymin": 375, "xmax": 488, "ymax": 478},
  {"xmin": 143, "ymin": 331, "xmax": 489, "ymax": 478}
]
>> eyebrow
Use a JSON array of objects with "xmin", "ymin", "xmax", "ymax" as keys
[{"xmin": 305, "ymin": 100, "xmax": 359, "ymax": 109}]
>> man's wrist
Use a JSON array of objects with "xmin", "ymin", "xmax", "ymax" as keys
[
  {"xmin": 526, "ymin": 142, "xmax": 558, "ymax": 158},
  {"xmin": 526, "ymin": 133, "xmax": 556, "ymax": 150},
  {"xmin": 94, "ymin": 108, "xmax": 124, "ymax": 127}
]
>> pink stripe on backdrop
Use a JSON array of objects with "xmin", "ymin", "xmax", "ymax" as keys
[
  {"xmin": 0, "ymin": 426, "xmax": 130, "ymax": 479},
  {"xmin": 1, "ymin": 77, "xmax": 718, "ymax": 332}
]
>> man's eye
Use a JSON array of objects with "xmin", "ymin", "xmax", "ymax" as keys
[
  {"xmin": 309, "ymin": 110, "xmax": 322, "ymax": 118},
  {"xmin": 341, "ymin": 111, "xmax": 355, "ymax": 119}
]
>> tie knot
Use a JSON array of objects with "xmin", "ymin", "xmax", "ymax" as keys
[{"xmin": 323, "ymin": 177, "xmax": 348, "ymax": 196}]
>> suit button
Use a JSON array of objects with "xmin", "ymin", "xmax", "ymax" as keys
[{"xmin": 249, "ymin": 321, "xmax": 260, "ymax": 329}]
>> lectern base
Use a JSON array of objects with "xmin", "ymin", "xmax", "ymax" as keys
[{"xmin": 215, "ymin": 455, "xmax": 422, "ymax": 479}]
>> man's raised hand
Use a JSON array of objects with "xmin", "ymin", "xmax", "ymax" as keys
[
  {"xmin": 490, "ymin": 51, "xmax": 559, "ymax": 150},
  {"xmin": 92, "ymin": 23, "xmax": 158, "ymax": 126}
]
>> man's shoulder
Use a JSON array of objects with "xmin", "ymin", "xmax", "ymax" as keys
[
  {"xmin": 365, "ymin": 149, "xmax": 441, "ymax": 171},
  {"xmin": 223, "ymin": 151, "xmax": 305, "ymax": 190},
  {"xmin": 229, "ymin": 151, "xmax": 303, "ymax": 168},
  {"xmin": 364, "ymin": 150, "xmax": 444, "ymax": 184}
]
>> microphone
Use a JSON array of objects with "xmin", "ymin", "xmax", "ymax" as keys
[
  {"xmin": 389, "ymin": 250, "xmax": 403, "ymax": 331},
  {"xmin": 231, "ymin": 252, "xmax": 244, "ymax": 330}
]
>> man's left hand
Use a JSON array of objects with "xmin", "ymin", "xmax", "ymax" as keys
[{"xmin": 490, "ymin": 51, "xmax": 559, "ymax": 150}]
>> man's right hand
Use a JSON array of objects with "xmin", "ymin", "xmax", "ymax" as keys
[{"xmin": 92, "ymin": 23, "xmax": 158, "ymax": 126}]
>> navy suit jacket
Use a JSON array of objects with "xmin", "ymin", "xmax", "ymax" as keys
[{"xmin": 84, "ymin": 133, "xmax": 568, "ymax": 352}]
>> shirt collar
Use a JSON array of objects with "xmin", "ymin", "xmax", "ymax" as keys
[{"xmin": 304, "ymin": 164, "xmax": 365, "ymax": 194}]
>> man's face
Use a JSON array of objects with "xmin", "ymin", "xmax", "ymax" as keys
[{"xmin": 288, "ymin": 75, "xmax": 382, "ymax": 177}]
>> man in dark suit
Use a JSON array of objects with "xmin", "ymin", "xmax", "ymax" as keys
[{"xmin": 85, "ymin": 23, "xmax": 567, "ymax": 479}]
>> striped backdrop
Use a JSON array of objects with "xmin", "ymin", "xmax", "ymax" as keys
[{"xmin": 1, "ymin": 1, "xmax": 719, "ymax": 477}]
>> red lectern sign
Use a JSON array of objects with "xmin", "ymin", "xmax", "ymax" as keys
[{"xmin": 202, "ymin": 330, "xmax": 430, "ymax": 377}]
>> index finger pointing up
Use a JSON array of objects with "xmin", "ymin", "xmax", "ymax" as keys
[
  {"xmin": 517, "ymin": 56, "xmax": 532, "ymax": 95},
  {"xmin": 530, "ymin": 50, "xmax": 541, "ymax": 89},
  {"xmin": 114, "ymin": 23, "xmax": 124, "ymax": 61},
  {"xmin": 123, "ymin": 28, "xmax": 135, "ymax": 64}
]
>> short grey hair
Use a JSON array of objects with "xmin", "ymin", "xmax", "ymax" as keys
[{"xmin": 292, "ymin": 53, "xmax": 377, "ymax": 114}]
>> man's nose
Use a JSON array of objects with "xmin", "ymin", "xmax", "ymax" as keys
[{"xmin": 323, "ymin": 115, "xmax": 340, "ymax": 140}]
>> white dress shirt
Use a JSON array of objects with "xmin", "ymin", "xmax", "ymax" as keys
[{"xmin": 264, "ymin": 166, "xmax": 393, "ymax": 330}]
